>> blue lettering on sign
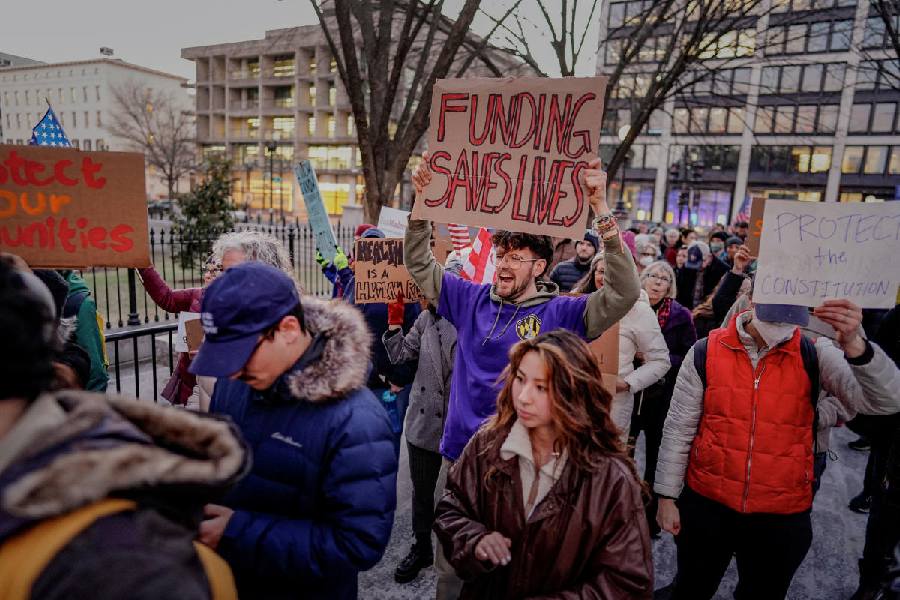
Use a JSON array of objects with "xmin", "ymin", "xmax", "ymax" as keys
[{"xmin": 772, "ymin": 211, "xmax": 900, "ymax": 244}]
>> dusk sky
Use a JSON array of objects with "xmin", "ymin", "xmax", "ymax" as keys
[{"xmin": 2, "ymin": 0, "xmax": 597, "ymax": 80}]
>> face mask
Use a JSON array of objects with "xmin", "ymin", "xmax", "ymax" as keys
[
  {"xmin": 751, "ymin": 309, "xmax": 796, "ymax": 348},
  {"xmin": 639, "ymin": 256, "xmax": 654, "ymax": 267},
  {"xmin": 710, "ymin": 242, "xmax": 724, "ymax": 254}
]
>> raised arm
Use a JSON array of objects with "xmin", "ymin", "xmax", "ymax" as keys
[
  {"xmin": 404, "ymin": 153, "xmax": 444, "ymax": 303},
  {"xmin": 137, "ymin": 266, "xmax": 198, "ymax": 314},
  {"xmin": 581, "ymin": 160, "xmax": 640, "ymax": 339}
]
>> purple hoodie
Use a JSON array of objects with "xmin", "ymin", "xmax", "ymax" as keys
[{"xmin": 437, "ymin": 272, "xmax": 589, "ymax": 460}]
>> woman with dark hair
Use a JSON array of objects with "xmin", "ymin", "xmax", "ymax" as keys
[{"xmin": 433, "ymin": 330, "xmax": 653, "ymax": 599}]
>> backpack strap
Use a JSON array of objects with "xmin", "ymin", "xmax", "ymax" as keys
[
  {"xmin": 0, "ymin": 498, "xmax": 135, "ymax": 600},
  {"xmin": 62, "ymin": 290, "xmax": 90, "ymax": 319},
  {"xmin": 193, "ymin": 542, "xmax": 238, "ymax": 600},
  {"xmin": 799, "ymin": 335, "xmax": 821, "ymax": 454},
  {"xmin": 693, "ymin": 337, "xmax": 710, "ymax": 388}
]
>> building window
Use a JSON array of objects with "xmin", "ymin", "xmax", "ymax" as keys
[
  {"xmin": 308, "ymin": 83, "xmax": 316, "ymax": 106},
  {"xmin": 329, "ymin": 58, "xmax": 337, "ymax": 73},
  {"xmin": 796, "ymin": 105, "xmax": 816, "ymax": 133},
  {"xmin": 82, "ymin": 87, "xmax": 88, "ymax": 102},
  {"xmin": 872, "ymin": 103, "xmax": 896, "ymax": 133},
  {"xmin": 95, "ymin": 86, "xmax": 101, "ymax": 102},
  {"xmin": 71, "ymin": 112, "xmax": 77, "ymax": 128},
  {"xmin": 751, "ymin": 145, "xmax": 831, "ymax": 173},
  {"xmin": 308, "ymin": 116, "xmax": 316, "ymax": 136},
  {"xmin": 864, "ymin": 146, "xmax": 888, "ymax": 174},
  {"xmin": 699, "ymin": 29, "xmax": 756, "ymax": 59},
  {"xmin": 329, "ymin": 83, "xmax": 337, "ymax": 106},
  {"xmin": 889, "ymin": 147, "xmax": 900, "ymax": 174},
  {"xmin": 71, "ymin": 139, "xmax": 79, "ymax": 149},
  {"xmin": 272, "ymin": 117, "xmax": 294, "ymax": 140},
  {"xmin": 850, "ymin": 103, "xmax": 871, "ymax": 132},
  {"xmin": 775, "ymin": 105, "xmax": 795, "ymax": 133},
  {"xmin": 327, "ymin": 116, "xmax": 336, "ymax": 137},
  {"xmin": 347, "ymin": 115, "xmax": 354, "ymax": 136},
  {"xmin": 96, "ymin": 111, "xmax": 102, "ymax": 127},
  {"xmin": 818, "ymin": 105, "xmax": 838, "ymax": 133},
  {"xmin": 70, "ymin": 88, "xmax": 76, "ymax": 103},
  {"xmin": 96, "ymin": 138, "xmax": 105, "ymax": 150},
  {"xmin": 84, "ymin": 139, "xmax": 91, "ymax": 151},
  {"xmin": 801, "ymin": 64, "xmax": 822, "ymax": 92},
  {"xmin": 272, "ymin": 56, "xmax": 295, "ymax": 77},
  {"xmin": 765, "ymin": 19, "xmax": 853, "ymax": 55},
  {"xmin": 842, "ymin": 146, "xmax": 865, "ymax": 173}
]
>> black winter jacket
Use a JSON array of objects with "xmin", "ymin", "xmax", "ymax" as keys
[{"xmin": 549, "ymin": 258, "xmax": 592, "ymax": 293}]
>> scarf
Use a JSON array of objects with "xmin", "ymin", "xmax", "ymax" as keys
[{"xmin": 655, "ymin": 297, "xmax": 673, "ymax": 330}]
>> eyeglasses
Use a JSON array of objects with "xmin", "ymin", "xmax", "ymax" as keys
[
  {"xmin": 647, "ymin": 273, "xmax": 672, "ymax": 283},
  {"xmin": 496, "ymin": 254, "xmax": 542, "ymax": 269}
]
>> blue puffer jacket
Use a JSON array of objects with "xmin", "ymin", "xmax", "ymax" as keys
[{"xmin": 210, "ymin": 296, "xmax": 398, "ymax": 600}]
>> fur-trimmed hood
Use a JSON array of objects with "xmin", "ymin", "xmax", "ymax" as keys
[
  {"xmin": 0, "ymin": 391, "xmax": 249, "ymax": 542},
  {"xmin": 284, "ymin": 295, "xmax": 373, "ymax": 403}
]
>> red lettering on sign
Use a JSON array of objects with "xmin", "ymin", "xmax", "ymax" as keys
[
  {"xmin": 437, "ymin": 93, "xmax": 469, "ymax": 143},
  {"xmin": 81, "ymin": 157, "xmax": 106, "ymax": 189},
  {"xmin": 54, "ymin": 160, "xmax": 78, "ymax": 186},
  {"xmin": 0, "ymin": 217, "xmax": 134, "ymax": 254}
]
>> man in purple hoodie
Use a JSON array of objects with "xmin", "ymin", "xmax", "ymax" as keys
[{"xmin": 404, "ymin": 155, "xmax": 640, "ymax": 599}]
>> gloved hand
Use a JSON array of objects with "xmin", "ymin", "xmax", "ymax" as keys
[
  {"xmin": 334, "ymin": 246, "xmax": 350, "ymax": 271},
  {"xmin": 388, "ymin": 291, "xmax": 406, "ymax": 327},
  {"xmin": 315, "ymin": 250, "xmax": 330, "ymax": 268}
]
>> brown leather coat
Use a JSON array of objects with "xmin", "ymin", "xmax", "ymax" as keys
[{"xmin": 434, "ymin": 425, "xmax": 653, "ymax": 599}]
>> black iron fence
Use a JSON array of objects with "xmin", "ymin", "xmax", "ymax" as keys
[{"xmin": 79, "ymin": 222, "xmax": 359, "ymax": 330}]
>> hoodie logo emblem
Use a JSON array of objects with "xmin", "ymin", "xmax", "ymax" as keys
[
  {"xmin": 516, "ymin": 315, "xmax": 542, "ymax": 340},
  {"xmin": 201, "ymin": 312, "xmax": 218, "ymax": 335},
  {"xmin": 271, "ymin": 432, "xmax": 303, "ymax": 449}
]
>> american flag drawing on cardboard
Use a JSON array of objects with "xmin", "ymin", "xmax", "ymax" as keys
[
  {"xmin": 462, "ymin": 227, "xmax": 495, "ymax": 284},
  {"xmin": 29, "ymin": 105, "xmax": 72, "ymax": 147}
]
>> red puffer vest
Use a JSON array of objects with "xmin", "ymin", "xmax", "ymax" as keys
[{"xmin": 685, "ymin": 316, "xmax": 814, "ymax": 514}]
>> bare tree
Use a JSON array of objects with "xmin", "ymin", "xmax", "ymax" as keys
[
  {"xmin": 861, "ymin": 0, "xmax": 900, "ymax": 88},
  {"xmin": 494, "ymin": 0, "xmax": 779, "ymax": 182},
  {"xmin": 481, "ymin": 0, "xmax": 602, "ymax": 77},
  {"xmin": 107, "ymin": 83, "xmax": 195, "ymax": 199},
  {"xmin": 308, "ymin": 0, "xmax": 522, "ymax": 222}
]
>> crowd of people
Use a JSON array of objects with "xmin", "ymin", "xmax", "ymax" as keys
[{"xmin": 1, "ymin": 154, "xmax": 899, "ymax": 600}]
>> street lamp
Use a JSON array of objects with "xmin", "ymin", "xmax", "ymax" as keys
[{"xmin": 265, "ymin": 141, "xmax": 277, "ymax": 223}]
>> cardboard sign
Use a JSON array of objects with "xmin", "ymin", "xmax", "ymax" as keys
[
  {"xmin": 746, "ymin": 197, "xmax": 766, "ymax": 256},
  {"xmin": 432, "ymin": 238, "xmax": 453, "ymax": 265},
  {"xmin": 353, "ymin": 238, "xmax": 425, "ymax": 304},
  {"xmin": 0, "ymin": 144, "xmax": 149, "ymax": 268},
  {"xmin": 752, "ymin": 200, "xmax": 900, "ymax": 309},
  {"xmin": 589, "ymin": 323, "xmax": 620, "ymax": 396},
  {"xmin": 295, "ymin": 160, "xmax": 339, "ymax": 262},
  {"xmin": 377, "ymin": 206, "xmax": 410, "ymax": 238},
  {"xmin": 185, "ymin": 318, "xmax": 205, "ymax": 352},
  {"xmin": 413, "ymin": 76, "xmax": 607, "ymax": 238},
  {"xmin": 174, "ymin": 311, "xmax": 201, "ymax": 353}
]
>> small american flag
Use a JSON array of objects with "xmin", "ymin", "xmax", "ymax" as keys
[
  {"xmin": 29, "ymin": 105, "xmax": 71, "ymax": 147},
  {"xmin": 734, "ymin": 195, "xmax": 751, "ymax": 224},
  {"xmin": 462, "ymin": 228, "xmax": 496, "ymax": 284},
  {"xmin": 447, "ymin": 223, "xmax": 471, "ymax": 251}
]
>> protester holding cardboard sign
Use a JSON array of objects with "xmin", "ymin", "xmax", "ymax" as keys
[
  {"xmin": 406, "ymin": 149, "xmax": 639, "ymax": 599},
  {"xmin": 412, "ymin": 76, "xmax": 607, "ymax": 239},
  {"xmin": 655, "ymin": 294, "xmax": 900, "ymax": 599}
]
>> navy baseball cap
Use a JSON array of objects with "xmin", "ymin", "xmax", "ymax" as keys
[
  {"xmin": 189, "ymin": 262, "xmax": 300, "ymax": 377},
  {"xmin": 755, "ymin": 303, "xmax": 809, "ymax": 327}
]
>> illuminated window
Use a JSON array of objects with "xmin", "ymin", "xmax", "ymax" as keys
[
  {"xmin": 864, "ymin": 146, "xmax": 888, "ymax": 174},
  {"xmin": 307, "ymin": 116, "xmax": 316, "ymax": 136},
  {"xmin": 272, "ymin": 56, "xmax": 295, "ymax": 77},
  {"xmin": 327, "ymin": 116, "xmax": 336, "ymax": 137}
]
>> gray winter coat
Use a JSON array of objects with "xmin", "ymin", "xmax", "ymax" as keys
[
  {"xmin": 383, "ymin": 309, "xmax": 457, "ymax": 452},
  {"xmin": 655, "ymin": 311, "xmax": 900, "ymax": 499}
]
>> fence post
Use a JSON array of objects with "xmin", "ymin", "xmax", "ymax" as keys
[
  {"xmin": 126, "ymin": 268, "xmax": 141, "ymax": 326},
  {"xmin": 288, "ymin": 227, "xmax": 296, "ymax": 267}
]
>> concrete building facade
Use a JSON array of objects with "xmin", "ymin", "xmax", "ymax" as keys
[
  {"xmin": 0, "ymin": 57, "xmax": 191, "ymax": 199},
  {"xmin": 182, "ymin": 24, "xmax": 525, "ymax": 218},
  {"xmin": 596, "ymin": 0, "xmax": 900, "ymax": 227}
]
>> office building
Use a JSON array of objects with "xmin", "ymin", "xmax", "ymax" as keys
[
  {"xmin": 596, "ymin": 0, "xmax": 900, "ymax": 226},
  {"xmin": 182, "ymin": 24, "xmax": 523, "ymax": 217},
  {"xmin": 0, "ymin": 57, "xmax": 191, "ymax": 199}
]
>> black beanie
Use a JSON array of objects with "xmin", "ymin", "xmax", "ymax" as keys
[{"xmin": 33, "ymin": 270, "xmax": 69, "ymax": 321}]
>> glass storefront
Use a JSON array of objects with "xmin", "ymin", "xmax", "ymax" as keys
[{"xmin": 664, "ymin": 188, "xmax": 732, "ymax": 227}]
